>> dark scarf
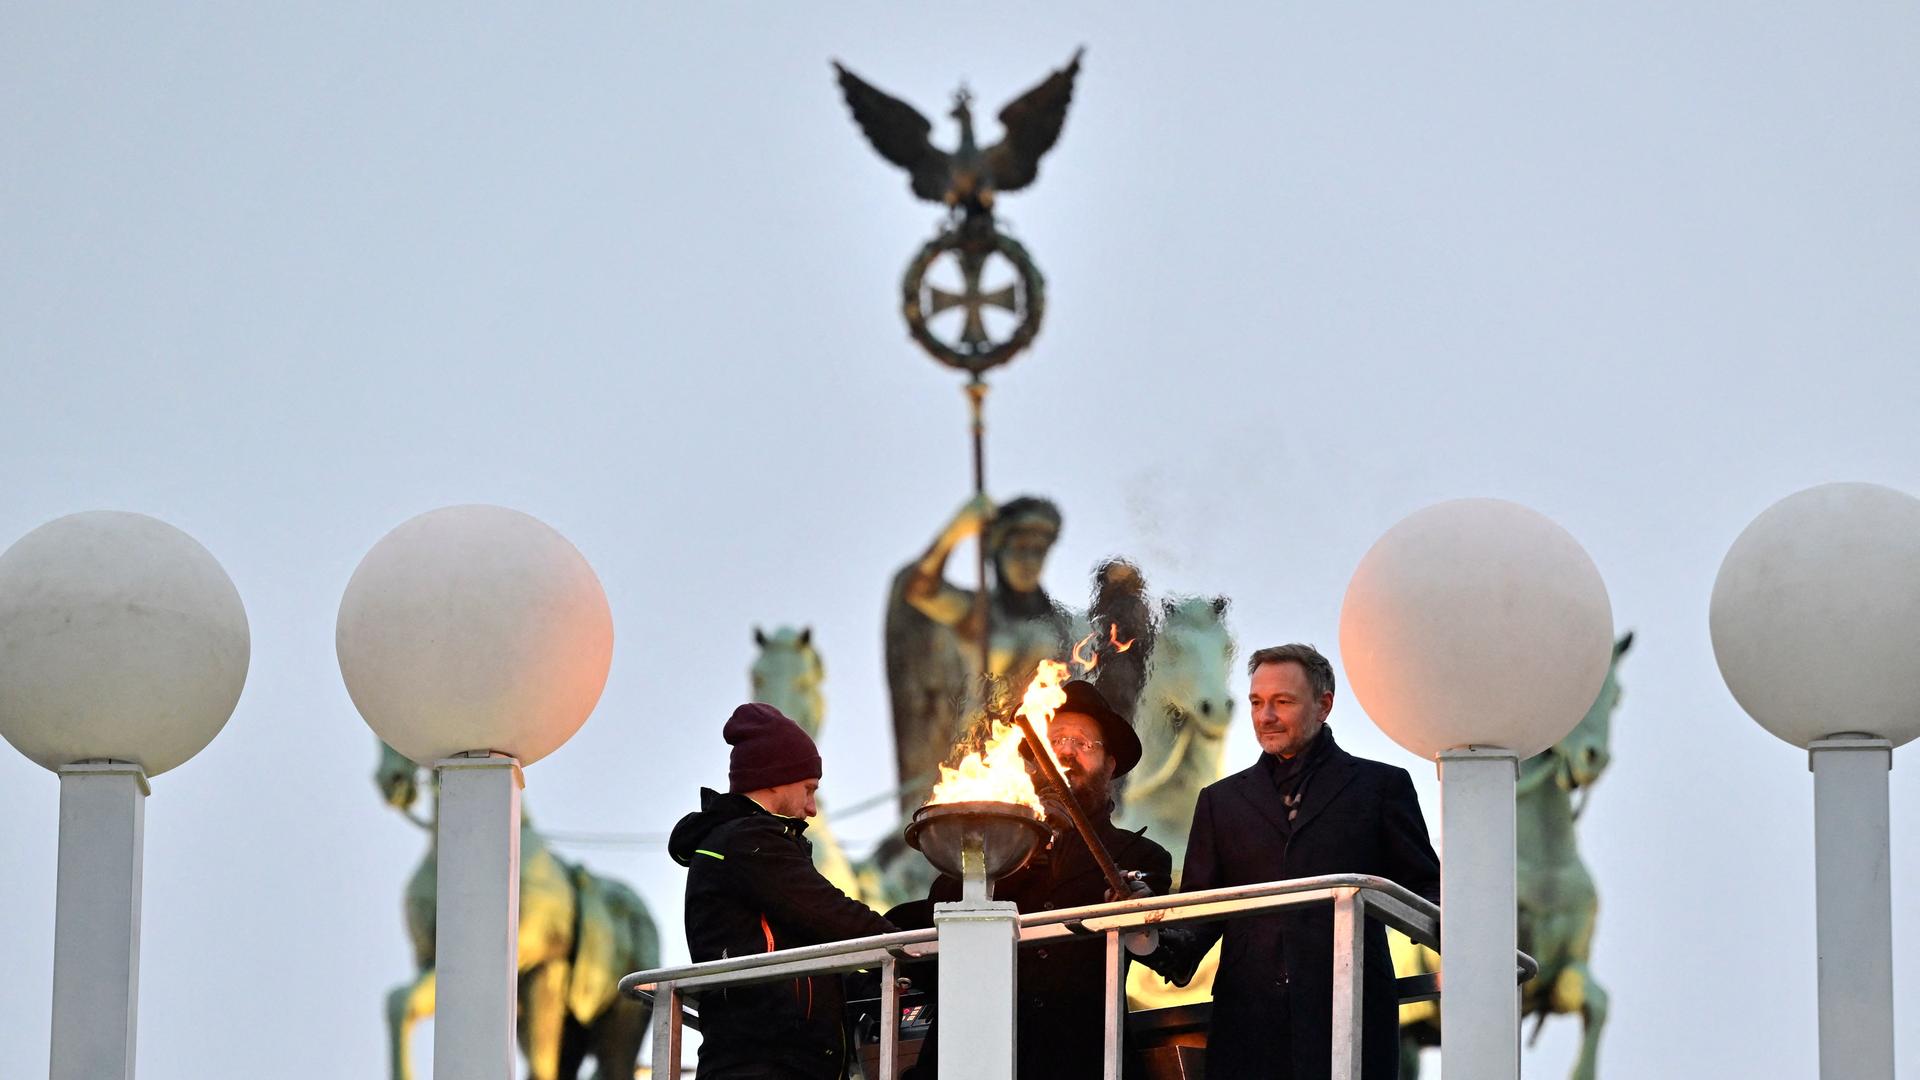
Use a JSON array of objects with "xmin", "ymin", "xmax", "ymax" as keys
[{"xmin": 1260, "ymin": 724, "xmax": 1336, "ymax": 832}]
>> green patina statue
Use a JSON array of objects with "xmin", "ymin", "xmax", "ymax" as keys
[
  {"xmin": 376, "ymin": 741, "xmax": 659, "ymax": 1080},
  {"xmin": 1399, "ymin": 631, "xmax": 1633, "ymax": 1080},
  {"xmin": 833, "ymin": 52, "xmax": 1081, "ymax": 375},
  {"xmin": 877, "ymin": 551, "xmax": 1236, "ymax": 915},
  {"xmin": 885, "ymin": 493, "xmax": 1086, "ymax": 816}
]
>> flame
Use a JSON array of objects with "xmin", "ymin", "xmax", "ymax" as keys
[
  {"xmin": 1109, "ymin": 623, "xmax": 1136, "ymax": 653},
  {"xmin": 926, "ymin": 659, "xmax": 1071, "ymax": 812},
  {"xmin": 1070, "ymin": 632, "xmax": 1099, "ymax": 675}
]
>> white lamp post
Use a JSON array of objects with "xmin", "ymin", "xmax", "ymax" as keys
[
  {"xmin": 1339, "ymin": 498, "xmax": 1613, "ymax": 1079},
  {"xmin": 336, "ymin": 505, "xmax": 613, "ymax": 1080},
  {"xmin": 1710, "ymin": 481, "xmax": 1920, "ymax": 1080},
  {"xmin": 0, "ymin": 512, "xmax": 250, "ymax": 1080}
]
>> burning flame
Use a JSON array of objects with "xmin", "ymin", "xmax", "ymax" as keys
[
  {"xmin": 1070, "ymin": 632, "xmax": 1099, "ymax": 675},
  {"xmin": 1109, "ymin": 623, "xmax": 1136, "ymax": 653},
  {"xmin": 925, "ymin": 659, "xmax": 1071, "ymax": 813}
]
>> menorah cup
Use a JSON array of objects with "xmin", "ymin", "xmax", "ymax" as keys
[
  {"xmin": 904, "ymin": 799, "xmax": 1049, "ymax": 1080},
  {"xmin": 905, "ymin": 800, "xmax": 1047, "ymax": 903}
]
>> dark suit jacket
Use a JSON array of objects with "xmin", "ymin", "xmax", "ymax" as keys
[
  {"xmin": 906, "ymin": 810, "xmax": 1173, "ymax": 1080},
  {"xmin": 1171, "ymin": 730, "xmax": 1439, "ymax": 1080}
]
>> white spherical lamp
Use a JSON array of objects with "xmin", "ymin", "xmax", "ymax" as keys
[
  {"xmin": 1710, "ymin": 481, "xmax": 1920, "ymax": 749},
  {"xmin": 336, "ymin": 504, "xmax": 613, "ymax": 766},
  {"xmin": 1339, "ymin": 498, "xmax": 1615, "ymax": 760},
  {"xmin": 0, "ymin": 511, "xmax": 250, "ymax": 777}
]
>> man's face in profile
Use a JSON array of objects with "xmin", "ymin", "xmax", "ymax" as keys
[{"xmin": 755, "ymin": 776, "xmax": 819, "ymax": 819}]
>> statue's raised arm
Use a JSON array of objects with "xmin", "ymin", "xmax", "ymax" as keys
[
  {"xmin": 900, "ymin": 493, "xmax": 996, "ymax": 629},
  {"xmin": 885, "ymin": 493, "xmax": 1078, "ymax": 812}
]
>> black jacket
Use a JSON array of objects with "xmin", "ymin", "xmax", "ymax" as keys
[
  {"xmin": 1167, "ymin": 730, "xmax": 1440, "ymax": 1080},
  {"xmin": 669, "ymin": 788, "xmax": 898, "ymax": 1080},
  {"xmin": 906, "ymin": 807, "xmax": 1174, "ymax": 1080}
]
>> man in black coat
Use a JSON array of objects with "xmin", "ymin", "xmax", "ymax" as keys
[
  {"xmin": 904, "ymin": 680, "xmax": 1174, "ymax": 1079},
  {"xmin": 669, "ymin": 703, "xmax": 899, "ymax": 1080},
  {"xmin": 1159, "ymin": 644, "xmax": 1440, "ymax": 1080}
]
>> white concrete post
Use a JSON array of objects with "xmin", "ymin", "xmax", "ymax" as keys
[
  {"xmin": 50, "ymin": 762, "xmax": 148, "ymax": 1080},
  {"xmin": 1809, "ymin": 736, "xmax": 1895, "ymax": 1080},
  {"xmin": 1438, "ymin": 747, "xmax": 1520, "ymax": 1080},
  {"xmin": 433, "ymin": 752, "xmax": 523, "ymax": 1080},
  {"xmin": 933, "ymin": 898, "xmax": 1020, "ymax": 1080}
]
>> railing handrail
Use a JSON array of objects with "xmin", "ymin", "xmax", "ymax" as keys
[
  {"xmin": 628, "ymin": 873, "xmax": 1539, "ymax": 1080},
  {"xmin": 1016, "ymin": 872, "xmax": 1439, "ymax": 939},
  {"xmin": 618, "ymin": 872, "xmax": 1530, "ymax": 997},
  {"xmin": 618, "ymin": 925, "xmax": 940, "ymax": 995}
]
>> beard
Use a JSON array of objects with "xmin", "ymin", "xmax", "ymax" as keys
[
  {"xmin": 1062, "ymin": 766, "xmax": 1112, "ymax": 816},
  {"xmin": 1028, "ymin": 758, "xmax": 1114, "ymax": 826}
]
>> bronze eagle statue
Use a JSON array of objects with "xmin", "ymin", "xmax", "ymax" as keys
[{"xmin": 833, "ymin": 49, "xmax": 1084, "ymax": 219}]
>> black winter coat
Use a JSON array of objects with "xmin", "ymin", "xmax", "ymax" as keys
[
  {"xmin": 906, "ymin": 808, "xmax": 1173, "ymax": 1080},
  {"xmin": 669, "ymin": 789, "xmax": 898, "ymax": 1080},
  {"xmin": 1170, "ymin": 732, "xmax": 1440, "ymax": 1080}
]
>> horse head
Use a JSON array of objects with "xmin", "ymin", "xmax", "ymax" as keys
[
  {"xmin": 375, "ymin": 739, "xmax": 423, "ymax": 818},
  {"xmin": 1131, "ymin": 596, "xmax": 1236, "ymax": 796},
  {"xmin": 1550, "ymin": 631, "xmax": 1633, "ymax": 792},
  {"xmin": 751, "ymin": 625, "xmax": 826, "ymax": 739}
]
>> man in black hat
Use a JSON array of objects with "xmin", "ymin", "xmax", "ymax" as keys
[
  {"xmin": 669, "ymin": 703, "xmax": 899, "ymax": 1079},
  {"xmin": 904, "ymin": 680, "xmax": 1173, "ymax": 1079}
]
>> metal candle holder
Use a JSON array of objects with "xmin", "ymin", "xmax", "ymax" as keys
[
  {"xmin": 906, "ymin": 801, "xmax": 1047, "ymax": 1080},
  {"xmin": 906, "ymin": 800, "xmax": 1047, "ymax": 904}
]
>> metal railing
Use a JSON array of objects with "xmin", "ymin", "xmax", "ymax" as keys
[{"xmin": 619, "ymin": 873, "xmax": 1537, "ymax": 1080}]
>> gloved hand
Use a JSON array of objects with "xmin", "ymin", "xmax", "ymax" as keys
[{"xmin": 1105, "ymin": 875, "xmax": 1159, "ymax": 956}]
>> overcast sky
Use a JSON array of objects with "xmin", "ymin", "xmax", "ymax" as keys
[{"xmin": 3, "ymin": 5, "xmax": 1917, "ymax": 1078}]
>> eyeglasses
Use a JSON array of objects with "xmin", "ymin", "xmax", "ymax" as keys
[{"xmin": 1048, "ymin": 735, "xmax": 1104, "ymax": 755}]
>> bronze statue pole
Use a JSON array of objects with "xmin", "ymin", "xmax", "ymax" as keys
[
  {"xmin": 836, "ymin": 50, "xmax": 1125, "ymax": 886},
  {"xmin": 964, "ymin": 376, "xmax": 990, "ymax": 682}
]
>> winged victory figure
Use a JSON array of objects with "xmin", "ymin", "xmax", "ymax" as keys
[{"xmin": 833, "ymin": 48, "xmax": 1085, "ymax": 220}]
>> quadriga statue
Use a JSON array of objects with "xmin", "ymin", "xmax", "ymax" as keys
[
  {"xmin": 885, "ymin": 494, "xmax": 1085, "ymax": 814},
  {"xmin": 1398, "ymin": 631, "xmax": 1633, "ymax": 1080},
  {"xmin": 376, "ymin": 741, "xmax": 659, "ymax": 1080}
]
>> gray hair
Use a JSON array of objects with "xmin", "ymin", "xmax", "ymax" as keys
[{"xmin": 1246, "ymin": 643, "xmax": 1335, "ymax": 700}]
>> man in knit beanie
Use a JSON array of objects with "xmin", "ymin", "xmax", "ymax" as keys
[
  {"xmin": 723, "ymin": 701, "xmax": 824, "ymax": 805},
  {"xmin": 668, "ymin": 703, "xmax": 898, "ymax": 1079}
]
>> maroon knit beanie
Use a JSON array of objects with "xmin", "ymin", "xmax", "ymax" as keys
[{"xmin": 725, "ymin": 702, "xmax": 822, "ymax": 794}]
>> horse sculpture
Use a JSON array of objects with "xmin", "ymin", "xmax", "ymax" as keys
[
  {"xmin": 1117, "ymin": 595, "xmax": 1236, "ymax": 876},
  {"xmin": 750, "ymin": 625, "xmax": 864, "ymax": 897},
  {"xmin": 1116, "ymin": 594, "xmax": 1236, "ymax": 1011},
  {"xmin": 1399, "ymin": 631, "xmax": 1632, "ymax": 1080},
  {"xmin": 377, "ymin": 741, "xmax": 658, "ymax": 1080}
]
